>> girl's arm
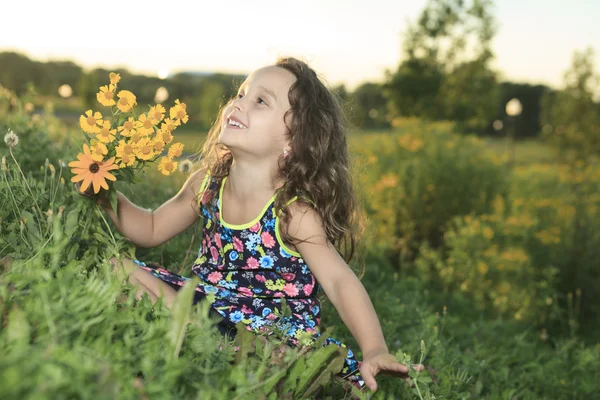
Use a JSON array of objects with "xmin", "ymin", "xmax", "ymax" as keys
[
  {"xmin": 288, "ymin": 203, "xmax": 387, "ymax": 355},
  {"xmin": 96, "ymin": 169, "xmax": 206, "ymax": 248},
  {"xmin": 288, "ymin": 203, "xmax": 422, "ymax": 391}
]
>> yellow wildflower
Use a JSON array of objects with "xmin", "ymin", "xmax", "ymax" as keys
[
  {"xmin": 129, "ymin": 131, "xmax": 143, "ymax": 143},
  {"xmin": 152, "ymin": 138, "xmax": 165, "ymax": 153},
  {"xmin": 115, "ymin": 140, "xmax": 136, "ymax": 158},
  {"xmin": 79, "ymin": 110, "xmax": 102, "ymax": 134},
  {"xmin": 482, "ymin": 227, "xmax": 494, "ymax": 239},
  {"xmin": 89, "ymin": 140, "xmax": 109, "ymax": 162},
  {"xmin": 135, "ymin": 114, "xmax": 155, "ymax": 136},
  {"xmin": 134, "ymin": 137, "xmax": 155, "ymax": 161},
  {"xmin": 96, "ymin": 84, "xmax": 116, "ymax": 107},
  {"xmin": 169, "ymin": 99, "xmax": 188, "ymax": 124},
  {"xmin": 168, "ymin": 142, "xmax": 185, "ymax": 158},
  {"xmin": 157, "ymin": 156, "xmax": 178, "ymax": 175},
  {"xmin": 116, "ymin": 153, "xmax": 136, "ymax": 168},
  {"xmin": 118, "ymin": 117, "xmax": 137, "ymax": 137},
  {"xmin": 116, "ymin": 90, "xmax": 136, "ymax": 113},
  {"xmin": 148, "ymin": 104, "xmax": 166, "ymax": 125},
  {"xmin": 158, "ymin": 128, "xmax": 173, "ymax": 144},
  {"xmin": 161, "ymin": 118, "xmax": 180, "ymax": 133},
  {"xmin": 477, "ymin": 261, "xmax": 488, "ymax": 275},
  {"xmin": 397, "ymin": 134, "xmax": 424, "ymax": 152},
  {"xmin": 110, "ymin": 72, "xmax": 121, "ymax": 85},
  {"xmin": 96, "ymin": 120, "xmax": 117, "ymax": 143}
]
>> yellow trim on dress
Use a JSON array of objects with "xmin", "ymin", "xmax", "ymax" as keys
[
  {"xmin": 274, "ymin": 196, "xmax": 302, "ymax": 257},
  {"xmin": 218, "ymin": 176, "xmax": 278, "ymax": 230}
]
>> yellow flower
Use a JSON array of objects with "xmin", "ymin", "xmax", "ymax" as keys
[
  {"xmin": 89, "ymin": 140, "xmax": 108, "ymax": 162},
  {"xmin": 157, "ymin": 128, "xmax": 173, "ymax": 144},
  {"xmin": 168, "ymin": 142, "xmax": 184, "ymax": 158},
  {"xmin": 116, "ymin": 153, "xmax": 136, "ymax": 168},
  {"xmin": 482, "ymin": 227, "xmax": 494, "ymax": 239},
  {"xmin": 169, "ymin": 99, "xmax": 188, "ymax": 124},
  {"xmin": 158, "ymin": 156, "xmax": 178, "ymax": 175},
  {"xmin": 161, "ymin": 118, "xmax": 180, "ymax": 133},
  {"xmin": 118, "ymin": 117, "xmax": 137, "ymax": 137},
  {"xmin": 148, "ymin": 104, "xmax": 166, "ymax": 125},
  {"xmin": 116, "ymin": 90, "xmax": 136, "ymax": 113},
  {"xmin": 135, "ymin": 114, "xmax": 155, "ymax": 136},
  {"xmin": 96, "ymin": 120, "xmax": 117, "ymax": 143},
  {"xmin": 115, "ymin": 140, "xmax": 136, "ymax": 158},
  {"xmin": 96, "ymin": 84, "xmax": 116, "ymax": 107},
  {"xmin": 397, "ymin": 134, "xmax": 424, "ymax": 152},
  {"xmin": 79, "ymin": 110, "xmax": 103, "ymax": 134},
  {"xmin": 68, "ymin": 143, "xmax": 118, "ymax": 194},
  {"xmin": 152, "ymin": 138, "xmax": 165, "ymax": 153},
  {"xmin": 134, "ymin": 137, "xmax": 155, "ymax": 160},
  {"xmin": 129, "ymin": 131, "xmax": 143, "ymax": 143},
  {"xmin": 110, "ymin": 72, "xmax": 121, "ymax": 85},
  {"xmin": 477, "ymin": 261, "xmax": 489, "ymax": 275}
]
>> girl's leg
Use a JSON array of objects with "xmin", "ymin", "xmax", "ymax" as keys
[{"xmin": 109, "ymin": 257, "xmax": 179, "ymax": 308}]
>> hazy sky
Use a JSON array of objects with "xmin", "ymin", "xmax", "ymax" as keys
[{"xmin": 1, "ymin": 0, "xmax": 598, "ymax": 90}]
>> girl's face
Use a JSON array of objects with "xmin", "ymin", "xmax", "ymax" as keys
[{"xmin": 219, "ymin": 66, "xmax": 296, "ymax": 159}]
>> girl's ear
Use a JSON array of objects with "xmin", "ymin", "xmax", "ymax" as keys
[{"xmin": 283, "ymin": 144, "xmax": 292, "ymax": 158}]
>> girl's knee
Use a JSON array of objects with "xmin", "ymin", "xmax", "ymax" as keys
[{"xmin": 109, "ymin": 257, "xmax": 138, "ymax": 279}]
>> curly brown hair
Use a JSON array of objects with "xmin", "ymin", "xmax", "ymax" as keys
[{"xmin": 195, "ymin": 57, "xmax": 362, "ymax": 264}]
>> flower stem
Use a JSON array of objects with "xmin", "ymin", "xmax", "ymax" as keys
[
  {"xmin": 413, "ymin": 351, "xmax": 426, "ymax": 400},
  {"xmin": 96, "ymin": 204, "xmax": 118, "ymax": 250},
  {"xmin": 9, "ymin": 148, "xmax": 44, "ymax": 220},
  {"xmin": 1, "ymin": 167, "xmax": 22, "ymax": 223}
]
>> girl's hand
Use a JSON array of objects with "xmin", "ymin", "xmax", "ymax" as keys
[{"xmin": 360, "ymin": 351, "xmax": 425, "ymax": 392}]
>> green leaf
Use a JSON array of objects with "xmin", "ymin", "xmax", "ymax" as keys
[
  {"xmin": 22, "ymin": 210, "xmax": 41, "ymax": 246},
  {"xmin": 93, "ymin": 232, "xmax": 111, "ymax": 246},
  {"xmin": 108, "ymin": 189, "xmax": 118, "ymax": 215},
  {"xmin": 234, "ymin": 325, "xmax": 256, "ymax": 364},
  {"xmin": 296, "ymin": 345, "xmax": 347, "ymax": 397},
  {"xmin": 168, "ymin": 277, "xmax": 198, "ymax": 358},
  {"xmin": 7, "ymin": 305, "xmax": 31, "ymax": 346},
  {"xmin": 65, "ymin": 209, "xmax": 80, "ymax": 237}
]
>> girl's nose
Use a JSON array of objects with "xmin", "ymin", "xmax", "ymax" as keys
[{"xmin": 232, "ymin": 97, "xmax": 244, "ymax": 111}]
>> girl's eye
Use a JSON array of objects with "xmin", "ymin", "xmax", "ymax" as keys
[{"xmin": 257, "ymin": 97, "xmax": 267, "ymax": 105}]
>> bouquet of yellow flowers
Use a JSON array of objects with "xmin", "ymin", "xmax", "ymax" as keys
[{"xmin": 69, "ymin": 72, "xmax": 187, "ymax": 208}]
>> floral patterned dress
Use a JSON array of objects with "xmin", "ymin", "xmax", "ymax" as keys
[{"xmin": 135, "ymin": 174, "xmax": 364, "ymax": 388}]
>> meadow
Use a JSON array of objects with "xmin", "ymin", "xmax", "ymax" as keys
[{"xmin": 1, "ymin": 89, "xmax": 599, "ymax": 399}]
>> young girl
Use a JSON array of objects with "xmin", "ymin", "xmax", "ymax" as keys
[{"xmin": 89, "ymin": 57, "xmax": 423, "ymax": 392}]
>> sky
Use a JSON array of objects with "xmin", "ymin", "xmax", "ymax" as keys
[{"xmin": 1, "ymin": 0, "xmax": 598, "ymax": 90}]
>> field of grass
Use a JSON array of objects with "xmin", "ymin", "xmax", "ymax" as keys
[{"xmin": 2, "ymin": 92, "xmax": 600, "ymax": 399}]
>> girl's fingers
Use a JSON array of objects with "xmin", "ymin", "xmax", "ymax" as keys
[
  {"xmin": 390, "ymin": 361, "xmax": 409, "ymax": 374},
  {"xmin": 360, "ymin": 366, "xmax": 378, "ymax": 392}
]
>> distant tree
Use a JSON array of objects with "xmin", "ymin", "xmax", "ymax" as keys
[
  {"xmin": 486, "ymin": 82, "xmax": 549, "ymax": 138},
  {"xmin": 197, "ymin": 80, "xmax": 228, "ymax": 129},
  {"xmin": 385, "ymin": 0, "xmax": 500, "ymax": 131},
  {"xmin": 0, "ymin": 52, "xmax": 44, "ymax": 95},
  {"xmin": 540, "ymin": 47, "xmax": 600, "ymax": 162},
  {"xmin": 351, "ymin": 82, "xmax": 390, "ymax": 129},
  {"xmin": 78, "ymin": 72, "xmax": 98, "ymax": 111}
]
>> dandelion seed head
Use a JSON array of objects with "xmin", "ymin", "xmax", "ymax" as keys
[
  {"xmin": 4, "ymin": 130, "xmax": 19, "ymax": 148},
  {"xmin": 178, "ymin": 159, "xmax": 193, "ymax": 174}
]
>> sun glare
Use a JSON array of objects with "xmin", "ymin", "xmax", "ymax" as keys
[{"xmin": 157, "ymin": 69, "xmax": 169, "ymax": 80}]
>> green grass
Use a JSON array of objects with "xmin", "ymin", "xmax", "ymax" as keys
[{"xmin": 482, "ymin": 137, "xmax": 558, "ymax": 165}]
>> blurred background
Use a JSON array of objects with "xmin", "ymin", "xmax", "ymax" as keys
[{"xmin": 1, "ymin": 0, "xmax": 599, "ymax": 398}]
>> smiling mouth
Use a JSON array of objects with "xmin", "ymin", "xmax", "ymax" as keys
[{"xmin": 226, "ymin": 118, "xmax": 247, "ymax": 129}]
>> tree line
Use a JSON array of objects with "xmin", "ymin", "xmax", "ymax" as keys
[{"xmin": 0, "ymin": 0, "xmax": 598, "ymax": 142}]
